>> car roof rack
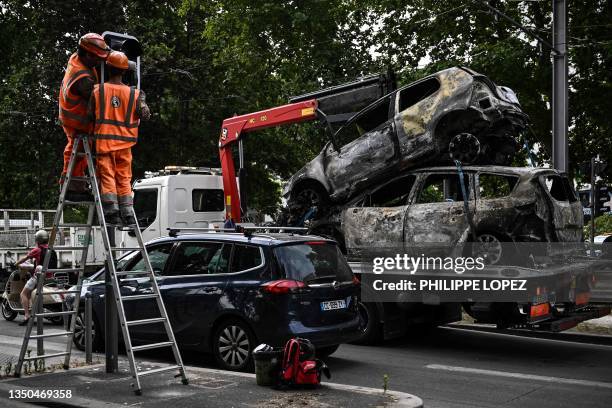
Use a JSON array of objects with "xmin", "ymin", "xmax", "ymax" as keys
[{"xmin": 167, "ymin": 226, "xmax": 309, "ymax": 238}]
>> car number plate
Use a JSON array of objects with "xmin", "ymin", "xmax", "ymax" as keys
[{"xmin": 321, "ymin": 299, "xmax": 346, "ymax": 311}]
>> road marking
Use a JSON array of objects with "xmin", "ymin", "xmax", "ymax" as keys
[{"xmin": 426, "ymin": 364, "xmax": 612, "ymax": 389}]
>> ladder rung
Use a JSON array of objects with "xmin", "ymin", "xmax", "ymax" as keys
[
  {"xmin": 23, "ymin": 351, "xmax": 70, "ymax": 361},
  {"xmin": 63, "ymin": 200, "xmax": 94, "ymax": 205},
  {"xmin": 126, "ymin": 317, "xmax": 166, "ymax": 326},
  {"xmin": 137, "ymin": 365, "xmax": 181, "ymax": 377},
  {"xmin": 115, "ymin": 270, "xmax": 150, "ymax": 277},
  {"xmin": 131, "ymin": 341, "xmax": 174, "ymax": 352},
  {"xmin": 30, "ymin": 331, "xmax": 73, "ymax": 340},
  {"xmin": 122, "ymin": 294, "xmax": 158, "ymax": 301},
  {"xmin": 47, "ymin": 268, "xmax": 82, "ymax": 273},
  {"xmin": 58, "ymin": 223, "xmax": 91, "ymax": 228},
  {"xmin": 53, "ymin": 290, "xmax": 81, "ymax": 295},
  {"xmin": 69, "ymin": 176, "xmax": 91, "ymax": 181},
  {"xmin": 53, "ymin": 246, "xmax": 88, "ymax": 251},
  {"xmin": 34, "ymin": 310, "xmax": 77, "ymax": 318}
]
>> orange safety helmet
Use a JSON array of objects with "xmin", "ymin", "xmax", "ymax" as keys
[
  {"xmin": 79, "ymin": 33, "xmax": 110, "ymax": 59},
  {"xmin": 106, "ymin": 51, "xmax": 129, "ymax": 70}
]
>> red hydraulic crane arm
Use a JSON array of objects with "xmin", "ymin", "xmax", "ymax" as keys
[{"xmin": 219, "ymin": 99, "xmax": 318, "ymax": 221}]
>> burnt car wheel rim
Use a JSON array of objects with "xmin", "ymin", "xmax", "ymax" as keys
[
  {"xmin": 449, "ymin": 133, "xmax": 481, "ymax": 164},
  {"xmin": 74, "ymin": 312, "xmax": 95, "ymax": 349},
  {"xmin": 218, "ymin": 325, "xmax": 250, "ymax": 368},
  {"xmin": 477, "ymin": 234, "xmax": 503, "ymax": 264},
  {"xmin": 296, "ymin": 188, "xmax": 322, "ymax": 207}
]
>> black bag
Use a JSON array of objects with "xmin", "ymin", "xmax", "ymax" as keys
[{"xmin": 39, "ymin": 247, "xmax": 58, "ymax": 270}]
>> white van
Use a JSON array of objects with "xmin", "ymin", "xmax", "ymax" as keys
[{"xmin": 119, "ymin": 166, "xmax": 227, "ymax": 248}]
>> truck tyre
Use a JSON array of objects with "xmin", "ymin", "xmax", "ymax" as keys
[{"xmin": 352, "ymin": 301, "xmax": 382, "ymax": 345}]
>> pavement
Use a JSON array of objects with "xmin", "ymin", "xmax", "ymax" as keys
[
  {"xmin": 1, "ymin": 316, "xmax": 612, "ymax": 407},
  {"xmin": 0, "ymin": 360, "xmax": 423, "ymax": 408}
]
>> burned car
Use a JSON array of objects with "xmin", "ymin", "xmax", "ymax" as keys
[
  {"xmin": 340, "ymin": 166, "xmax": 583, "ymax": 261},
  {"xmin": 284, "ymin": 67, "xmax": 529, "ymax": 211},
  {"xmin": 336, "ymin": 165, "xmax": 589, "ymax": 331}
]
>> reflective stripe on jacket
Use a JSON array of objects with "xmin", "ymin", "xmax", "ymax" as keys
[
  {"xmin": 58, "ymin": 54, "xmax": 97, "ymax": 132},
  {"xmin": 92, "ymin": 83, "xmax": 140, "ymax": 153}
]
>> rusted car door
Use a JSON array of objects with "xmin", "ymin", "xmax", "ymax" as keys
[
  {"xmin": 341, "ymin": 174, "xmax": 417, "ymax": 257},
  {"xmin": 540, "ymin": 175, "xmax": 583, "ymax": 242},
  {"xmin": 404, "ymin": 172, "xmax": 474, "ymax": 247},
  {"xmin": 325, "ymin": 95, "xmax": 397, "ymax": 194}
]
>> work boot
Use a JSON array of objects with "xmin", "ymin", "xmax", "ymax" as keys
[
  {"xmin": 64, "ymin": 178, "xmax": 93, "ymax": 202},
  {"xmin": 120, "ymin": 205, "xmax": 136, "ymax": 227},
  {"xmin": 65, "ymin": 190, "xmax": 94, "ymax": 202},
  {"xmin": 104, "ymin": 212, "xmax": 122, "ymax": 226}
]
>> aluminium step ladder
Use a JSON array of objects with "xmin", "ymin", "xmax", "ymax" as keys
[{"xmin": 15, "ymin": 134, "xmax": 188, "ymax": 395}]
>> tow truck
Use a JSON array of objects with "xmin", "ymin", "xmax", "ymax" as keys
[{"xmin": 213, "ymin": 73, "xmax": 611, "ymax": 343}]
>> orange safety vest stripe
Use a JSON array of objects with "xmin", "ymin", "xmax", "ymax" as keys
[
  {"xmin": 58, "ymin": 54, "xmax": 97, "ymax": 132},
  {"xmin": 93, "ymin": 83, "xmax": 140, "ymax": 152}
]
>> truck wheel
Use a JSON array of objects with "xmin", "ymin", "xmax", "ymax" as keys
[
  {"xmin": 352, "ymin": 301, "xmax": 382, "ymax": 345},
  {"xmin": 1, "ymin": 298, "xmax": 17, "ymax": 321}
]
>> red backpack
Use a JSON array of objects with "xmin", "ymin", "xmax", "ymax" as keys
[{"xmin": 279, "ymin": 338, "xmax": 330, "ymax": 388}]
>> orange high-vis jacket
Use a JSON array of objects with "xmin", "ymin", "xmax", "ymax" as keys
[
  {"xmin": 59, "ymin": 53, "xmax": 98, "ymax": 132},
  {"xmin": 92, "ymin": 83, "xmax": 140, "ymax": 153}
]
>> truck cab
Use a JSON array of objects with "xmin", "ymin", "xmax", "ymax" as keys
[{"xmin": 120, "ymin": 166, "xmax": 227, "ymax": 247}]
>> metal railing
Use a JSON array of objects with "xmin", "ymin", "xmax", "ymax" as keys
[{"xmin": 0, "ymin": 209, "xmax": 59, "ymax": 231}]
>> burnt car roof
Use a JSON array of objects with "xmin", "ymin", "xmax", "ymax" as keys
[
  {"xmin": 147, "ymin": 232, "xmax": 335, "ymax": 247},
  {"xmin": 407, "ymin": 165, "xmax": 562, "ymax": 176}
]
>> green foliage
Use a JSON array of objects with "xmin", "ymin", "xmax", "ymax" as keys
[
  {"xmin": 1, "ymin": 0, "xmax": 611, "ymax": 215},
  {"xmin": 584, "ymin": 214, "xmax": 612, "ymax": 240}
]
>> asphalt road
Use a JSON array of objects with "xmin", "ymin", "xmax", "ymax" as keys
[{"xmin": 0, "ymin": 318, "xmax": 610, "ymax": 408}]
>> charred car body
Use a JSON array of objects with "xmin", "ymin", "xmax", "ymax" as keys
[
  {"xmin": 330, "ymin": 165, "xmax": 588, "ymax": 339},
  {"xmin": 284, "ymin": 67, "xmax": 529, "ymax": 211}
]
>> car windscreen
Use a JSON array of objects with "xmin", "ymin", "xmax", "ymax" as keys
[{"xmin": 273, "ymin": 242, "xmax": 353, "ymax": 284}]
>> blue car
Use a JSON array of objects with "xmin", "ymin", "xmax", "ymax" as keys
[{"xmin": 66, "ymin": 231, "xmax": 362, "ymax": 371}]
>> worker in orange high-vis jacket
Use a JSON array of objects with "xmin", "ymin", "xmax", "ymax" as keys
[
  {"xmin": 89, "ymin": 51, "xmax": 150, "ymax": 225},
  {"xmin": 59, "ymin": 33, "xmax": 110, "ymax": 202}
]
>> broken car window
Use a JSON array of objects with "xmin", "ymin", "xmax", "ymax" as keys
[
  {"xmin": 366, "ymin": 175, "xmax": 416, "ymax": 207},
  {"xmin": 335, "ymin": 95, "xmax": 391, "ymax": 147},
  {"xmin": 398, "ymin": 78, "xmax": 441, "ymax": 112},
  {"xmin": 417, "ymin": 174, "xmax": 470, "ymax": 203},
  {"xmin": 478, "ymin": 173, "xmax": 518, "ymax": 199},
  {"xmin": 544, "ymin": 175, "xmax": 569, "ymax": 201}
]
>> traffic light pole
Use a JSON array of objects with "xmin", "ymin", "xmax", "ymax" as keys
[
  {"xmin": 591, "ymin": 157, "xmax": 596, "ymax": 245},
  {"xmin": 552, "ymin": 0, "xmax": 568, "ymax": 172}
]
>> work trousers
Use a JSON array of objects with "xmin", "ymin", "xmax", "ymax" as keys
[
  {"xmin": 61, "ymin": 126, "xmax": 88, "ymax": 189},
  {"xmin": 96, "ymin": 147, "xmax": 133, "ymax": 216}
]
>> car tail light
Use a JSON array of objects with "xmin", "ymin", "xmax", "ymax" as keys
[
  {"xmin": 262, "ymin": 280, "xmax": 307, "ymax": 294},
  {"xmin": 530, "ymin": 303, "xmax": 550, "ymax": 319}
]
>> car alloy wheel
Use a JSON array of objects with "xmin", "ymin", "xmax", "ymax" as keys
[
  {"xmin": 1, "ymin": 298, "xmax": 17, "ymax": 321},
  {"xmin": 213, "ymin": 320, "xmax": 254, "ymax": 371},
  {"xmin": 73, "ymin": 311, "xmax": 96, "ymax": 351},
  {"xmin": 477, "ymin": 234, "xmax": 503, "ymax": 265}
]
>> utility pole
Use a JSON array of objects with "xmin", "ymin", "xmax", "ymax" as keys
[{"xmin": 552, "ymin": 0, "xmax": 568, "ymax": 172}]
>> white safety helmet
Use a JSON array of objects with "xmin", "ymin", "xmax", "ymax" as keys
[{"xmin": 34, "ymin": 230, "xmax": 49, "ymax": 245}]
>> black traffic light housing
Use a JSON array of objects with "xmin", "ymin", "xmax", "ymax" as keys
[{"xmin": 101, "ymin": 31, "xmax": 142, "ymax": 88}]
